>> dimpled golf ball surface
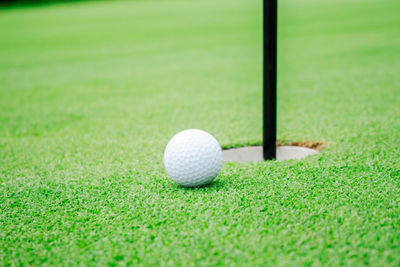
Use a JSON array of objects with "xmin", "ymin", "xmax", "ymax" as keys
[{"xmin": 163, "ymin": 129, "xmax": 222, "ymax": 187}]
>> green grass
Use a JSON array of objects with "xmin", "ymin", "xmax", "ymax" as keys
[{"xmin": 1, "ymin": 0, "xmax": 400, "ymax": 265}]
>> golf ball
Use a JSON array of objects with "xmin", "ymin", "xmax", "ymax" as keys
[{"xmin": 163, "ymin": 129, "xmax": 222, "ymax": 187}]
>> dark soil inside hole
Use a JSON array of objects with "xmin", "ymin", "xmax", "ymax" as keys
[{"xmin": 277, "ymin": 140, "xmax": 328, "ymax": 152}]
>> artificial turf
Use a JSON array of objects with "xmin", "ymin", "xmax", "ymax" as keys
[{"xmin": 1, "ymin": 0, "xmax": 400, "ymax": 265}]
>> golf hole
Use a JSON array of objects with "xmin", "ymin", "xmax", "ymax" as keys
[{"xmin": 222, "ymin": 141, "xmax": 327, "ymax": 162}]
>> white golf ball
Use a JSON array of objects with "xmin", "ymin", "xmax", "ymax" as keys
[{"xmin": 163, "ymin": 129, "xmax": 222, "ymax": 187}]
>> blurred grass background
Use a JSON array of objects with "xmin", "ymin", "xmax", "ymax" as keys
[{"xmin": 1, "ymin": 0, "xmax": 85, "ymax": 8}]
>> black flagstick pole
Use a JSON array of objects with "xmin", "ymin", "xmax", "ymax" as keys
[{"xmin": 263, "ymin": 0, "xmax": 277, "ymax": 160}]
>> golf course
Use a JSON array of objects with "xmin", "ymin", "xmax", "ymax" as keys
[{"xmin": 1, "ymin": 0, "xmax": 400, "ymax": 265}]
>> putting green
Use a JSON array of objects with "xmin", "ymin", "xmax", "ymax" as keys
[{"xmin": 1, "ymin": 0, "xmax": 400, "ymax": 265}]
